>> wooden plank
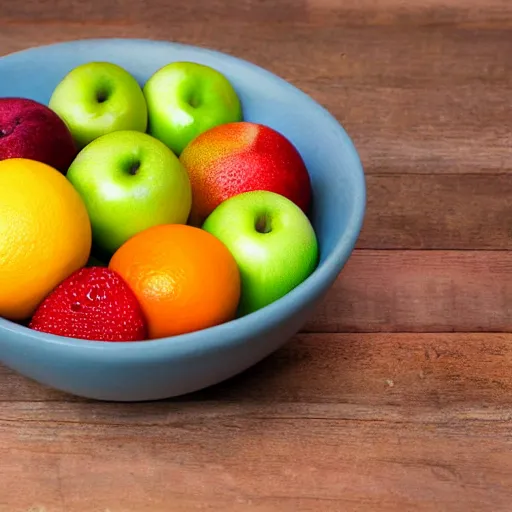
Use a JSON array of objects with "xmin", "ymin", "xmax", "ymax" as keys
[
  {"xmin": 2, "ymin": 333, "xmax": 512, "ymax": 405},
  {"xmin": 2, "ymin": 22, "xmax": 510, "ymax": 90},
  {"xmin": 1, "ymin": 0, "xmax": 512, "ymax": 27},
  {"xmin": 1, "ymin": 23, "xmax": 511, "ymax": 176},
  {"xmin": 305, "ymin": 250, "xmax": 512, "ymax": 333},
  {"xmin": 4, "ymin": 247, "xmax": 512, "ymax": 403},
  {"xmin": 1, "ymin": 27, "xmax": 511, "ymax": 247},
  {"xmin": 0, "ymin": 259, "xmax": 509, "ymax": 402},
  {"xmin": 0, "ymin": 0, "xmax": 304, "ymax": 24},
  {"xmin": 0, "ymin": 250, "xmax": 510, "ymax": 405},
  {"xmin": 304, "ymin": 0, "xmax": 512, "ymax": 28},
  {"xmin": 2, "ymin": 249, "xmax": 509, "ymax": 371},
  {"xmin": 319, "ymin": 84, "xmax": 512, "ymax": 176},
  {"xmin": 5, "ymin": 22, "xmax": 510, "ymax": 89},
  {"xmin": 2, "ymin": 403, "xmax": 512, "ymax": 512},
  {"xmin": 1, "ymin": 333, "xmax": 512, "ymax": 511},
  {"xmin": 360, "ymin": 174, "xmax": 512, "ymax": 249}
]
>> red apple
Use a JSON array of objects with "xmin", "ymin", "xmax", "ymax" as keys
[
  {"xmin": 179, "ymin": 121, "xmax": 312, "ymax": 226},
  {"xmin": 0, "ymin": 97, "xmax": 77, "ymax": 173}
]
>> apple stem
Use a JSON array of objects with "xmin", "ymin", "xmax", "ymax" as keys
[
  {"xmin": 96, "ymin": 90, "xmax": 109, "ymax": 103},
  {"xmin": 255, "ymin": 214, "xmax": 272, "ymax": 234},
  {"xmin": 128, "ymin": 161, "xmax": 141, "ymax": 175},
  {"xmin": 187, "ymin": 93, "xmax": 201, "ymax": 109}
]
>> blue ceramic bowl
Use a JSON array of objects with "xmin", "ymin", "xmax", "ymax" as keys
[{"xmin": 0, "ymin": 39, "xmax": 365, "ymax": 401}]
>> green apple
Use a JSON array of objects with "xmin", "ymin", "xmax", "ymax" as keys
[
  {"xmin": 49, "ymin": 62, "xmax": 148, "ymax": 149},
  {"xmin": 143, "ymin": 61, "xmax": 242, "ymax": 155},
  {"xmin": 202, "ymin": 190, "xmax": 319, "ymax": 316},
  {"xmin": 66, "ymin": 130, "xmax": 192, "ymax": 257}
]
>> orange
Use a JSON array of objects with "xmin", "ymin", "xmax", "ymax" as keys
[
  {"xmin": 109, "ymin": 224, "xmax": 241, "ymax": 339},
  {"xmin": 0, "ymin": 158, "xmax": 92, "ymax": 321}
]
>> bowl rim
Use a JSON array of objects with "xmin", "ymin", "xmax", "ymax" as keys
[{"xmin": 0, "ymin": 37, "xmax": 366, "ymax": 357}]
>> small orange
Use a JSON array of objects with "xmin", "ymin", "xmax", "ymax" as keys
[
  {"xmin": 109, "ymin": 224, "xmax": 241, "ymax": 339},
  {"xmin": 0, "ymin": 158, "xmax": 92, "ymax": 321}
]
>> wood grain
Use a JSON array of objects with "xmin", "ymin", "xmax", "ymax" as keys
[
  {"xmin": 1, "ymin": 0, "xmax": 511, "ymax": 510},
  {"xmin": 304, "ymin": 0, "xmax": 512, "ymax": 28},
  {"xmin": 1, "ymin": 29, "xmax": 512, "ymax": 249},
  {"xmin": 360, "ymin": 175, "xmax": 512, "ymax": 249},
  {"xmin": 2, "ymin": 0, "xmax": 512, "ymax": 27},
  {"xmin": 1, "ymin": 19, "xmax": 512, "ymax": 177},
  {"xmin": 305, "ymin": 250, "xmax": 512, "ymax": 333},
  {"xmin": 2, "ymin": 332, "xmax": 512, "ymax": 405},
  {"xmin": 0, "ymin": 249, "xmax": 510, "ymax": 404},
  {"xmin": 2, "ymin": 333, "xmax": 512, "ymax": 512}
]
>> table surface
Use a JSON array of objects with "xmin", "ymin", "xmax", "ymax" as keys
[{"xmin": 1, "ymin": 0, "xmax": 512, "ymax": 510}]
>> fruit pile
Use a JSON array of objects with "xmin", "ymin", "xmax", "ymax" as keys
[{"xmin": 0, "ymin": 60, "xmax": 318, "ymax": 342}]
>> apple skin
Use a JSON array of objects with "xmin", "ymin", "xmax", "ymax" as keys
[
  {"xmin": 180, "ymin": 121, "xmax": 312, "ymax": 227},
  {"xmin": 0, "ymin": 97, "xmax": 77, "ymax": 173},
  {"xmin": 66, "ymin": 130, "xmax": 192, "ymax": 257},
  {"xmin": 202, "ymin": 190, "xmax": 319, "ymax": 317},
  {"xmin": 49, "ymin": 62, "xmax": 148, "ymax": 150},
  {"xmin": 143, "ymin": 61, "xmax": 242, "ymax": 156}
]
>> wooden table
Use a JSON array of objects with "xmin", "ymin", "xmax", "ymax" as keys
[{"xmin": 1, "ymin": 1, "xmax": 512, "ymax": 510}]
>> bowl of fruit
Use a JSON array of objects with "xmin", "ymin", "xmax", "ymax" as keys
[{"xmin": 0, "ymin": 38, "xmax": 366, "ymax": 401}]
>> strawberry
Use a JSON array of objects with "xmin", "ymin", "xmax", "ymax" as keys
[{"xmin": 29, "ymin": 267, "xmax": 147, "ymax": 342}]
